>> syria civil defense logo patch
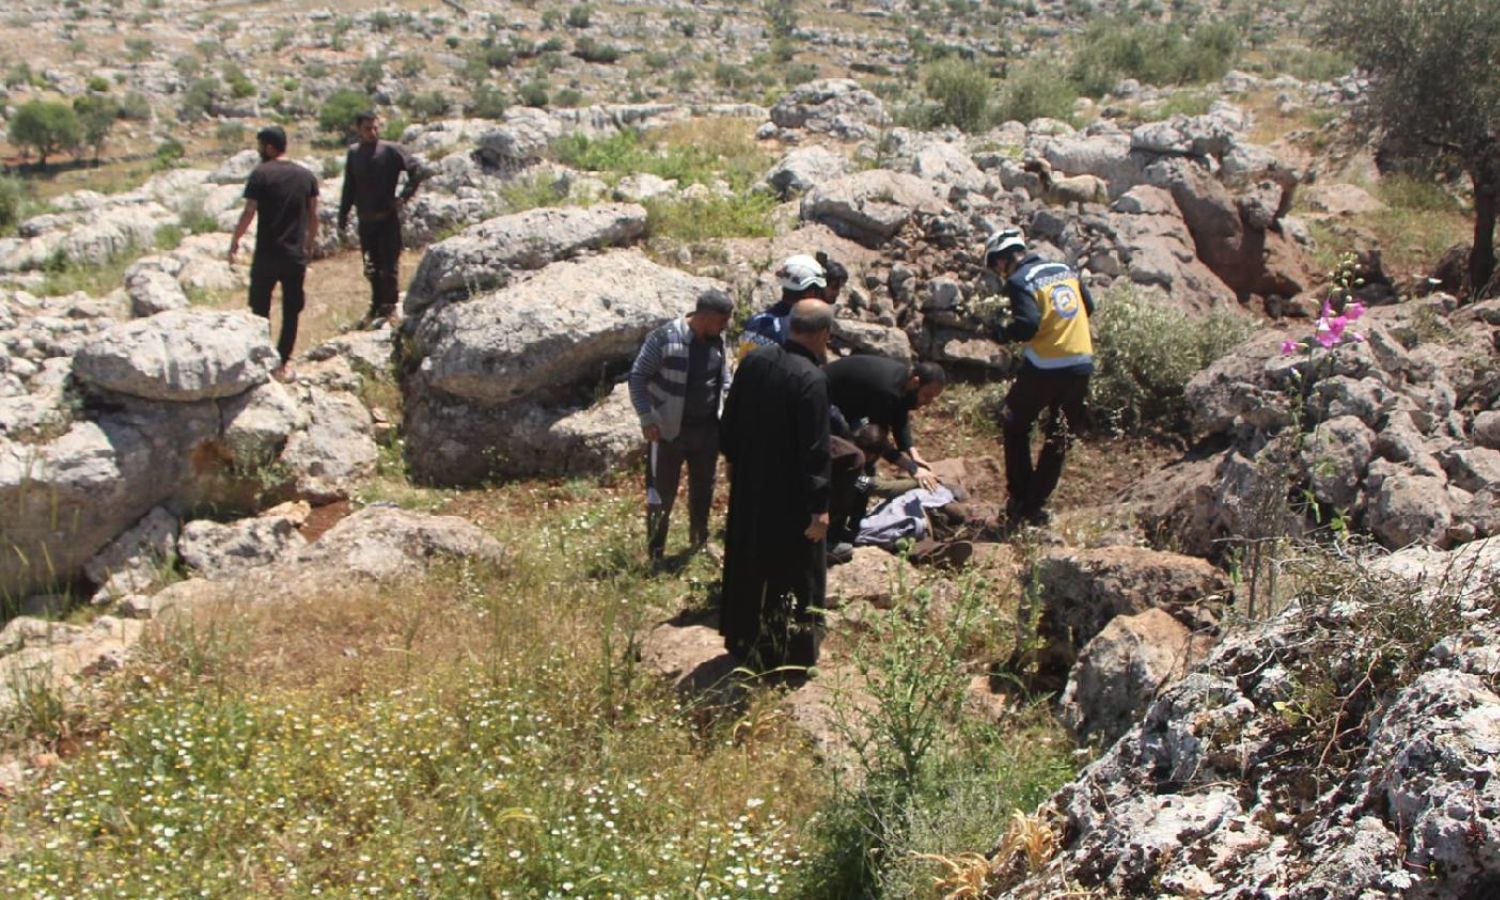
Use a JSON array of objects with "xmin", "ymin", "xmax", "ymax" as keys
[{"xmin": 1047, "ymin": 282, "xmax": 1081, "ymax": 320}]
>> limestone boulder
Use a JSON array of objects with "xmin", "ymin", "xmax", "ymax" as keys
[
  {"xmin": 403, "ymin": 204, "xmax": 648, "ymax": 315},
  {"xmin": 73, "ymin": 310, "xmax": 278, "ymax": 402},
  {"xmin": 82, "ymin": 506, "xmax": 180, "ymax": 604},
  {"xmin": 178, "ymin": 515, "xmax": 306, "ymax": 577},
  {"xmin": 1032, "ymin": 546, "xmax": 1229, "ymax": 683},
  {"xmin": 408, "ymin": 250, "xmax": 730, "ymax": 406},
  {"xmin": 1059, "ymin": 608, "xmax": 1214, "ymax": 747},
  {"xmin": 769, "ymin": 79, "xmax": 889, "ymax": 140},
  {"xmin": 125, "ymin": 267, "xmax": 190, "ymax": 318},
  {"xmin": 800, "ymin": 170, "xmax": 949, "ymax": 244},
  {"xmin": 278, "ymin": 386, "xmax": 378, "ymax": 503},
  {"xmin": 766, "ymin": 145, "xmax": 851, "ymax": 198}
]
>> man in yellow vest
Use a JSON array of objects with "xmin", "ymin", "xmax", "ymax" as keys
[{"xmin": 984, "ymin": 227, "xmax": 1095, "ymax": 527}]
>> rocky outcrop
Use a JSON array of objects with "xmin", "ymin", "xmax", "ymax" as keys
[
  {"xmin": 768, "ymin": 79, "xmax": 888, "ymax": 140},
  {"xmin": 1124, "ymin": 299, "xmax": 1500, "ymax": 554},
  {"xmin": 402, "ymin": 204, "xmax": 649, "ymax": 317},
  {"xmin": 403, "ymin": 250, "xmax": 731, "ymax": 484},
  {"xmin": 73, "ymin": 310, "xmax": 279, "ymax": 402},
  {"xmin": 766, "ymin": 145, "xmax": 852, "ymax": 198},
  {"xmin": 800, "ymin": 170, "xmax": 949, "ymax": 245},
  {"xmin": 996, "ymin": 539, "xmax": 1500, "ymax": 899}
]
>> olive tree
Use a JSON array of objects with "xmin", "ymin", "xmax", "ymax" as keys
[
  {"xmin": 1320, "ymin": 0, "xmax": 1500, "ymax": 295},
  {"xmin": 8, "ymin": 100, "xmax": 82, "ymax": 168}
]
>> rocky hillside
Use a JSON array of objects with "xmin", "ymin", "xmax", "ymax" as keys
[{"xmin": 1, "ymin": 0, "xmax": 1496, "ymax": 896}]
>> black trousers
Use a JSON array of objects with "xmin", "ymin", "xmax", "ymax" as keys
[
  {"xmin": 1001, "ymin": 367, "xmax": 1090, "ymax": 517},
  {"xmin": 645, "ymin": 421, "xmax": 720, "ymax": 557},
  {"xmin": 358, "ymin": 218, "xmax": 402, "ymax": 317},
  {"xmin": 248, "ymin": 256, "xmax": 307, "ymax": 364}
]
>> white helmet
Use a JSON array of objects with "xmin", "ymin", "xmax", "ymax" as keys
[
  {"xmin": 776, "ymin": 254, "xmax": 827, "ymax": 292},
  {"xmin": 984, "ymin": 227, "xmax": 1026, "ymax": 263}
]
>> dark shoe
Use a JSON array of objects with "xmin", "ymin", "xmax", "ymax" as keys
[{"xmin": 828, "ymin": 542, "xmax": 855, "ymax": 565}]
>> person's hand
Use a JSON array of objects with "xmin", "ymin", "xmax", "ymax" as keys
[
  {"xmin": 227, "ymin": 240, "xmax": 238, "ymax": 265},
  {"xmin": 805, "ymin": 511, "xmax": 829, "ymax": 542},
  {"xmin": 642, "ymin": 424, "xmax": 662, "ymax": 443},
  {"xmin": 915, "ymin": 465, "xmax": 940, "ymax": 491}
]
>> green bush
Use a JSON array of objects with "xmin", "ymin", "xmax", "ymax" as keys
[
  {"xmin": 572, "ymin": 36, "xmax": 622, "ymax": 64},
  {"xmin": 994, "ymin": 58, "xmax": 1078, "ymax": 125},
  {"xmin": 470, "ymin": 83, "xmax": 508, "ymax": 119},
  {"xmin": 0, "ymin": 176, "xmax": 23, "ymax": 235},
  {"xmin": 518, "ymin": 79, "xmax": 549, "ymax": 108},
  {"xmin": 1070, "ymin": 17, "xmax": 1243, "ymax": 97},
  {"xmin": 1089, "ymin": 284, "xmax": 1255, "ymax": 433},
  {"xmin": 152, "ymin": 137, "xmax": 185, "ymax": 170},
  {"xmin": 118, "ymin": 91, "xmax": 152, "ymax": 120},
  {"xmin": 318, "ymin": 89, "xmax": 372, "ymax": 138},
  {"xmin": 554, "ymin": 87, "xmax": 585, "ymax": 108},
  {"xmin": 86, "ymin": 75, "xmax": 110, "ymax": 92},
  {"xmin": 566, "ymin": 4, "xmax": 592, "ymax": 28},
  {"xmin": 179, "ymin": 76, "xmax": 221, "ymax": 120},
  {"xmin": 402, "ymin": 89, "xmax": 450, "ymax": 122},
  {"xmin": 923, "ymin": 57, "xmax": 994, "ymax": 132}
]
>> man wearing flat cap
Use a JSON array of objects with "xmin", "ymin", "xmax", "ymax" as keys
[{"xmin": 629, "ymin": 292, "xmax": 737, "ymax": 562}]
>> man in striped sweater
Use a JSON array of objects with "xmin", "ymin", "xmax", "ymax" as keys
[{"xmin": 628, "ymin": 292, "xmax": 737, "ymax": 562}]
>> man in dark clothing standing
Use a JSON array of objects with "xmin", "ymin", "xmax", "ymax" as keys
[
  {"xmin": 229, "ymin": 125, "xmax": 319, "ymax": 381},
  {"xmin": 719, "ymin": 299, "xmax": 834, "ymax": 673},
  {"xmin": 629, "ymin": 292, "xmax": 736, "ymax": 562},
  {"xmin": 984, "ymin": 227, "xmax": 1096, "ymax": 526},
  {"xmin": 825, "ymin": 355, "xmax": 946, "ymax": 549},
  {"xmin": 337, "ymin": 112, "xmax": 427, "ymax": 327}
]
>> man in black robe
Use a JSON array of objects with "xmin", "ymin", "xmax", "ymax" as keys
[{"xmin": 719, "ymin": 300, "xmax": 834, "ymax": 673}]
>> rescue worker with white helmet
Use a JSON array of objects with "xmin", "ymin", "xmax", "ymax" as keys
[{"xmin": 983, "ymin": 227, "xmax": 1096, "ymax": 526}]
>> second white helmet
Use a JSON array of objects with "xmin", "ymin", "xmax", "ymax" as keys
[{"xmin": 776, "ymin": 254, "xmax": 827, "ymax": 292}]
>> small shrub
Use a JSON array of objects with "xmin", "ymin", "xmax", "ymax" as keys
[
  {"xmin": 1089, "ymin": 283, "xmax": 1255, "ymax": 433},
  {"xmin": 566, "ymin": 4, "xmax": 592, "ymax": 28},
  {"xmin": 180, "ymin": 197, "xmax": 219, "ymax": 235},
  {"xmin": 318, "ymin": 88, "xmax": 372, "ymax": 139},
  {"xmin": 152, "ymin": 137, "xmax": 185, "ymax": 170},
  {"xmin": 554, "ymin": 87, "xmax": 585, "ymax": 108},
  {"xmin": 0, "ymin": 175, "xmax": 24, "ymax": 235},
  {"xmin": 125, "ymin": 36, "xmax": 153, "ymax": 62},
  {"xmin": 501, "ymin": 173, "xmax": 574, "ymax": 212},
  {"xmin": 86, "ymin": 75, "xmax": 110, "ymax": 92},
  {"xmin": 402, "ymin": 89, "xmax": 450, "ymax": 122},
  {"xmin": 518, "ymin": 79, "xmax": 549, "ymax": 108},
  {"xmin": 154, "ymin": 222, "xmax": 184, "ymax": 251},
  {"xmin": 470, "ymin": 83, "xmax": 508, "ymax": 119},
  {"xmin": 1070, "ymin": 17, "xmax": 1243, "ymax": 97},
  {"xmin": 118, "ymin": 91, "xmax": 152, "ymax": 120},
  {"xmin": 572, "ymin": 36, "xmax": 622, "ymax": 64},
  {"xmin": 994, "ymin": 58, "xmax": 1077, "ymax": 125},
  {"xmin": 179, "ymin": 76, "xmax": 221, "ymax": 120},
  {"xmin": 923, "ymin": 57, "xmax": 994, "ymax": 132}
]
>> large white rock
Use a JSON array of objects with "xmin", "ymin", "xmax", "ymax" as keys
[
  {"xmin": 179, "ymin": 515, "xmax": 306, "ymax": 577},
  {"xmin": 411, "ymin": 249, "xmax": 731, "ymax": 405},
  {"xmin": 800, "ymin": 170, "xmax": 949, "ymax": 243},
  {"xmin": 403, "ymin": 204, "xmax": 649, "ymax": 315},
  {"xmin": 766, "ymin": 145, "xmax": 851, "ymax": 198},
  {"xmin": 73, "ymin": 310, "xmax": 278, "ymax": 402}
]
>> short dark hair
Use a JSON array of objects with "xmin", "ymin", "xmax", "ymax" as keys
[
  {"xmin": 256, "ymin": 125, "xmax": 287, "ymax": 153},
  {"xmin": 913, "ymin": 361, "xmax": 946, "ymax": 386},
  {"xmin": 780, "ymin": 285, "xmax": 821, "ymax": 303},
  {"xmin": 815, "ymin": 251, "xmax": 849, "ymax": 287},
  {"xmin": 789, "ymin": 300, "xmax": 835, "ymax": 335},
  {"xmin": 354, "ymin": 111, "xmax": 378, "ymax": 128},
  {"xmin": 695, "ymin": 291, "xmax": 735, "ymax": 316}
]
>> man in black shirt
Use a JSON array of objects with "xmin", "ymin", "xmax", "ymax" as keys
[
  {"xmin": 229, "ymin": 125, "xmax": 319, "ymax": 380},
  {"xmin": 337, "ymin": 111, "xmax": 427, "ymax": 327},
  {"xmin": 825, "ymin": 355, "xmax": 946, "ymax": 548}
]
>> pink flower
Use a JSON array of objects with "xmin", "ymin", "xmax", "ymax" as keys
[
  {"xmin": 1281, "ymin": 339, "xmax": 1302, "ymax": 355},
  {"xmin": 1345, "ymin": 301, "xmax": 1366, "ymax": 321}
]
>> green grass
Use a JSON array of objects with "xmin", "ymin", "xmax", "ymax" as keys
[
  {"xmin": 37, "ymin": 245, "xmax": 145, "ymax": 297},
  {"xmin": 645, "ymin": 192, "xmax": 779, "ymax": 242},
  {"xmin": 552, "ymin": 119, "xmax": 772, "ymax": 192}
]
